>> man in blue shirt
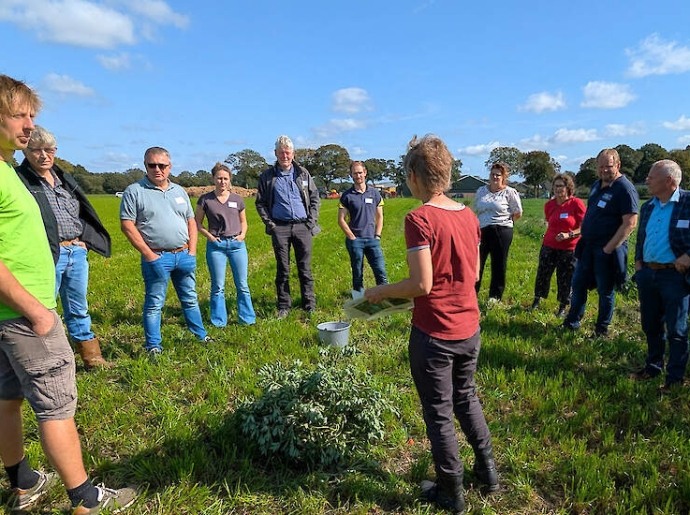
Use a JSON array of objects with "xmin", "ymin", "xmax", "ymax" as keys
[
  {"xmin": 120, "ymin": 147, "xmax": 209, "ymax": 358},
  {"xmin": 256, "ymin": 136, "xmax": 320, "ymax": 318},
  {"xmin": 338, "ymin": 161, "xmax": 388, "ymax": 297},
  {"xmin": 631, "ymin": 159, "xmax": 690, "ymax": 392},
  {"xmin": 562, "ymin": 148, "xmax": 638, "ymax": 337}
]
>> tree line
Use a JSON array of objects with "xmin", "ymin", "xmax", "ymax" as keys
[{"xmin": 25, "ymin": 141, "xmax": 690, "ymax": 196}]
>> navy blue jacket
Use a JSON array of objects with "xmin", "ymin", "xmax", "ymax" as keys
[{"xmin": 635, "ymin": 189, "xmax": 690, "ymax": 263}]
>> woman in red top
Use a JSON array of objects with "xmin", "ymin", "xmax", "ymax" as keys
[
  {"xmin": 366, "ymin": 135, "xmax": 497, "ymax": 514},
  {"xmin": 530, "ymin": 174, "xmax": 586, "ymax": 316}
]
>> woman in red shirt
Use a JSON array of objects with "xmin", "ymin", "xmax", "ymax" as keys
[
  {"xmin": 366, "ymin": 135, "xmax": 497, "ymax": 514},
  {"xmin": 530, "ymin": 174, "xmax": 585, "ymax": 316}
]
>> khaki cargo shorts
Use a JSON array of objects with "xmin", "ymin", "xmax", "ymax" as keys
[{"xmin": 0, "ymin": 310, "xmax": 78, "ymax": 421}]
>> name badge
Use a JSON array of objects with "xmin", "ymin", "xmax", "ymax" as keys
[
  {"xmin": 302, "ymin": 180, "xmax": 308, "ymax": 187},
  {"xmin": 365, "ymin": 198, "xmax": 374, "ymax": 204},
  {"xmin": 228, "ymin": 201, "xmax": 238, "ymax": 209},
  {"xmin": 175, "ymin": 197, "xmax": 186, "ymax": 205},
  {"xmin": 677, "ymin": 219, "xmax": 690, "ymax": 229},
  {"xmin": 597, "ymin": 200, "xmax": 607, "ymax": 209},
  {"xmin": 559, "ymin": 212, "xmax": 568, "ymax": 219}
]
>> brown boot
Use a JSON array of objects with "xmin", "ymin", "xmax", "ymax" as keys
[{"xmin": 76, "ymin": 338, "xmax": 114, "ymax": 370}]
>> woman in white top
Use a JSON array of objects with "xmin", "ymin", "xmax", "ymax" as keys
[{"xmin": 473, "ymin": 162, "xmax": 523, "ymax": 302}]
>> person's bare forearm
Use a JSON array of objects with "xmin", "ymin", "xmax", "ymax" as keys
[{"xmin": 121, "ymin": 220, "xmax": 158, "ymax": 261}]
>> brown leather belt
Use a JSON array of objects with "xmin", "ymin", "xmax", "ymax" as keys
[
  {"xmin": 645, "ymin": 262, "xmax": 676, "ymax": 270},
  {"xmin": 151, "ymin": 243, "xmax": 189, "ymax": 253},
  {"xmin": 60, "ymin": 238, "xmax": 81, "ymax": 247}
]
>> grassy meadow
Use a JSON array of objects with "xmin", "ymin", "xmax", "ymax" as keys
[{"xmin": 4, "ymin": 195, "xmax": 690, "ymax": 514}]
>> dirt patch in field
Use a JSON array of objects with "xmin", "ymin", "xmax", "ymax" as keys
[{"xmin": 185, "ymin": 185, "xmax": 257, "ymax": 198}]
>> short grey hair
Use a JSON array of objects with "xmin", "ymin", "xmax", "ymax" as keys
[
  {"xmin": 274, "ymin": 135, "xmax": 293, "ymax": 151},
  {"xmin": 144, "ymin": 146, "xmax": 171, "ymax": 162},
  {"xmin": 24, "ymin": 125, "xmax": 56, "ymax": 154},
  {"xmin": 652, "ymin": 159, "xmax": 682, "ymax": 186}
]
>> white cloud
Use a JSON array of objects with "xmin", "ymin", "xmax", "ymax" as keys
[
  {"xmin": 604, "ymin": 123, "xmax": 644, "ymax": 137},
  {"xmin": 518, "ymin": 91, "xmax": 566, "ymax": 113},
  {"xmin": 581, "ymin": 81, "xmax": 636, "ymax": 109},
  {"xmin": 97, "ymin": 52, "xmax": 131, "ymax": 70},
  {"xmin": 678, "ymin": 135, "xmax": 690, "ymax": 146},
  {"xmin": 457, "ymin": 141, "xmax": 499, "ymax": 156},
  {"xmin": 119, "ymin": 0, "xmax": 189, "ymax": 28},
  {"xmin": 663, "ymin": 115, "xmax": 690, "ymax": 131},
  {"xmin": 520, "ymin": 127, "xmax": 601, "ymax": 149},
  {"xmin": 332, "ymin": 88, "xmax": 372, "ymax": 114},
  {"xmin": 349, "ymin": 146, "xmax": 367, "ymax": 156},
  {"xmin": 313, "ymin": 118, "xmax": 367, "ymax": 139},
  {"xmin": 0, "ymin": 0, "xmax": 187, "ymax": 49},
  {"xmin": 41, "ymin": 73, "xmax": 95, "ymax": 97},
  {"xmin": 626, "ymin": 34, "xmax": 690, "ymax": 78}
]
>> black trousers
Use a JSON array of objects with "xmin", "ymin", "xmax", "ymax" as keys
[
  {"xmin": 533, "ymin": 245, "xmax": 575, "ymax": 305},
  {"xmin": 476, "ymin": 225, "xmax": 513, "ymax": 300},
  {"xmin": 409, "ymin": 326, "xmax": 493, "ymax": 476},
  {"xmin": 270, "ymin": 222, "xmax": 315, "ymax": 310}
]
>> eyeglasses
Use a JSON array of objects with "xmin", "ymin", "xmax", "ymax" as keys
[
  {"xmin": 146, "ymin": 163, "xmax": 170, "ymax": 170},
  {"xmin": 28, "ymin": 147, "xmax": 57, "ymax": 156}
]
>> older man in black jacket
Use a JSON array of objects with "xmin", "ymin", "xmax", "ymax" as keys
[{"xmin": 15, "ymin": 126, "xmax": 112, "ymax": 370}]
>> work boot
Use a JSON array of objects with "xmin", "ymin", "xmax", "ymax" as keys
[
  {"xmin": 421, "ymin": 470, "xmax": 465, "ymax": 514},
  {"xmin": 473, "ymin": 446, "xmax": 499, "ymax": 492},
  {"xmin": 76, "ymin": 338, "xmax": 114, "ymax": 370}
]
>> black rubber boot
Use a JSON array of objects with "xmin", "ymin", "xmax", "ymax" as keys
[
  {"xmin": 473, "ymin": 446, "xmax": 499, "ymax": 492},
  {"xmin": 421, "ymin": 470, "xmax": 465, "ymax": 514}
]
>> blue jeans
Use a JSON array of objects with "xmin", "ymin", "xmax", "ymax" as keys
[
  {"xmin": 206, "ymin": 238, "xmax": 256, "ymax": 326},
  {"xmin": 565, "ymin": 244, "xmax": 616, "ymax": 333},
  {"xmin": 345, "ymin": 237, "xmax": 388, "ymax": 292},
  {"xmin": 55, "ymin": 244, "xmax": 94, "ymax": 342},
  {"xmin": 141, "ymin": 250, "xmax": 207, "ymax": 351},
  {"xmin": 636, "ymin": 267, "xmax": 690, "ymax": 385}
]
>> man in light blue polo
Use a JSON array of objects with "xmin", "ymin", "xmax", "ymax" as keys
[
  {"xmin": 338, "ymin": 161, "xmax": 388, "ymax": 298},
  {"xmin": 120, "ymin": 146, "xmax": 209, "ymax": 359}
]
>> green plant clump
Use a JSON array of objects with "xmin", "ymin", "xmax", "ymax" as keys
[{"xmin": 237, "ymin": 359, "xmax": 396, "ymax": 469}]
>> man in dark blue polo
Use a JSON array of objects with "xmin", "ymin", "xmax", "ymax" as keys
[
  {"xmin": 562, "ymin": 148, "xmax": 638, "ymax": 337},
  {"xmin": 631, "ymin": 159, "xmax": 690, "ymax": 392},
  {"xmin": 338, "ymin": 161, "xmax": 388, "ymax": 298},
  {"xmin": 256, "ymin": 136, "xmax": 320, "ymax": 318}
]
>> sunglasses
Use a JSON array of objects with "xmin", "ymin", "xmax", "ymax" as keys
[{"xmin": 146, "ymin": 163, "xmax": 170, "ymax": 170}]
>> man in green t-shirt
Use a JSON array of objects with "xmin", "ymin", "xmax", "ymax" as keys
[{"xmin": 0, "ymin": 75, "xmax": 135, "ymax": 513}]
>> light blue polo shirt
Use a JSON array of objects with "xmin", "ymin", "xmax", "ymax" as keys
[
  {"xmin": 120, "ymin": 177, "xmax": 193, "ymax": 249},
  {"xmin": 643, "ymin": 188, "xmax": 680, "ymax": 264}
]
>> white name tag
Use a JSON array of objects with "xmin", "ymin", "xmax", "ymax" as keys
[
  {"xmin": 175, "ymin": 197, "xmax": 186, "ymax": 205},
  {"xmin": 559, "ymin": 212, "xmax": 568, "ymax": 219},
  {"xmin": 302, "ymin": 180, "xmax": 308, "ymax": 187},
  {"xmin": 228, "ymin": 201, "xmax": 238, "ymax": 209},
  {"xmin": 597, "ymin": 200, "xmax": 607, "ymax": 208},
  {"xmin": 365, "ymin": 198, "xmax": 374, "ymax": 204},
  {"xmin": 677, "ymin": 219, "xmax": 690, "ymax": 229}
]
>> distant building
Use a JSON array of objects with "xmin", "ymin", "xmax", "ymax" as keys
[{"xmin": 448, "ymin": 175, "xmax": 488, "ymax": 199}]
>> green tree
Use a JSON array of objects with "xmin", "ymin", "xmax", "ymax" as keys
[
  {"xmin": 485, "ymin": 146, "xmax": 523, "ymax": 176},
  {"xmin": 311, "ymin": 144, "xmax": 350, "ymax": 191},
  {"xmin": 175, "ymin": 171, "xmax": 196, "ymax": 187},
  {"xmin": 225, "ymin": 149, "xmax": 268, "ymax": 189},
  {"xmin": 669, "ymin": 148, "xmax": 690, "ymax": 189},
  {"xmin": 576, "ymin": 157, "xmax": 598, "ymax": 190},
  {"xmin": 615, "ymin": 144, "xmax": 642, "ymax": 180},
  {"xmin": 195, "ymin": 169, "xmax": 212, "ymax": 186},
  {"xmin": 634, "ymin": 143, "xmax": 668, "ymax": 183},
  {"xmin": 363, "ymin": 158, "xmax": 388, "ymax": 185},
  {"xmin": 451, "ymin": 158, "xmax": 463, "ymax": 185},
  {"xmin": 522, "ymin": 150, "xmax": 557, "ymax": 197},
  {"xmin": 102, "ymin": 172, "xmax": 132, "ymax": 193}
]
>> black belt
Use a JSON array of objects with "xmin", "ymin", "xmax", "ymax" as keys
[
  {"xmin": 274, "ymin": 219, "xmax": 307, "ymax": 226},
  {"xmin": 216, "ymin": 234, "xmax": 240, "ymax": 240},
  {"xmin": 644, "ymin": 262, "xmax": 676, "ymax": 270},
  {"xmin": 151, "ymin": 243, "xmax": 189, "ymax": 253}
]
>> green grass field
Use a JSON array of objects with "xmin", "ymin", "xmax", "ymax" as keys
[{"xmin": 4, "ymin": 196, "xmax": 689, "ymax": 514}]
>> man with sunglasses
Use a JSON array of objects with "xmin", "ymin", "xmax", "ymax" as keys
[{"xmin": 120, "ymin": 147, "xmax": 210, "ymax": 360}]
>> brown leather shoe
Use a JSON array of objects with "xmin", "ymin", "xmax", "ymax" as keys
[{"xmin": 76, "ymin": 338, "xmax": 115, "ymax": 370}]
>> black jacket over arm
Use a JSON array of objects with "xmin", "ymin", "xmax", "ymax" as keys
[{"xmin": 15, "ymin": 159, "xmax": 111, "ymax": 264}]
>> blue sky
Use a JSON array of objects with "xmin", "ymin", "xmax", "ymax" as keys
[{"xmin": 2, "ymin": 0, "xmax": 690, "ymax": 179}]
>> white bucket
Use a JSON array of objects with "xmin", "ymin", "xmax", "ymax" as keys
[{"xmin": 316, "ymin": 321, "xmax": 351, "ymax": 347}]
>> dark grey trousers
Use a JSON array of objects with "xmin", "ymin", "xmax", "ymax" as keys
[
  {"xmin": 271, "ymin": 222, "xmax": 315, "ymax": 310},
  {"xmin": 409, "ymin": 326, "xmax": 493, "ymax": 476}
]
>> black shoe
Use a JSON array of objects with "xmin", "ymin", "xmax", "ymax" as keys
[
  {"xmin": 556, "ymin": 303, "xmax": 567, "ymax": 318},
  {"xmin": 587, "ymin": 329, "xmax": 609, "ymax": 341},
  {"xmin": 629, "ymin": 367, "xmax": 660, "ymax": 381},
  {"xmin": 473, "ymin": 447, "xmax": 499, "ymax": 492},
  {"xmin": 559, "ymin": 321, "xmax": 577, "ymax": 332},
  {"xmin": 529, "ymin": 297, "xmax": 541, "ymax": 311},
  {"xmin": 421, "ymin": 472, "xmax": 465, "ymax": 514},
  {"xmin": 659, "ymin": 381, "xmax": 683, "ymax": 394}
]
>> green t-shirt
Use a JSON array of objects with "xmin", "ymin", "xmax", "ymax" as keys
[{"xmin": 0, "ymin": 160, "xmax": 56, "ymax": 321}]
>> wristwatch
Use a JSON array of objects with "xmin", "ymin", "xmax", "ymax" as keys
[{"xmin": 569, "ymin": 231, "xmax": 575, "ymax": 239}]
